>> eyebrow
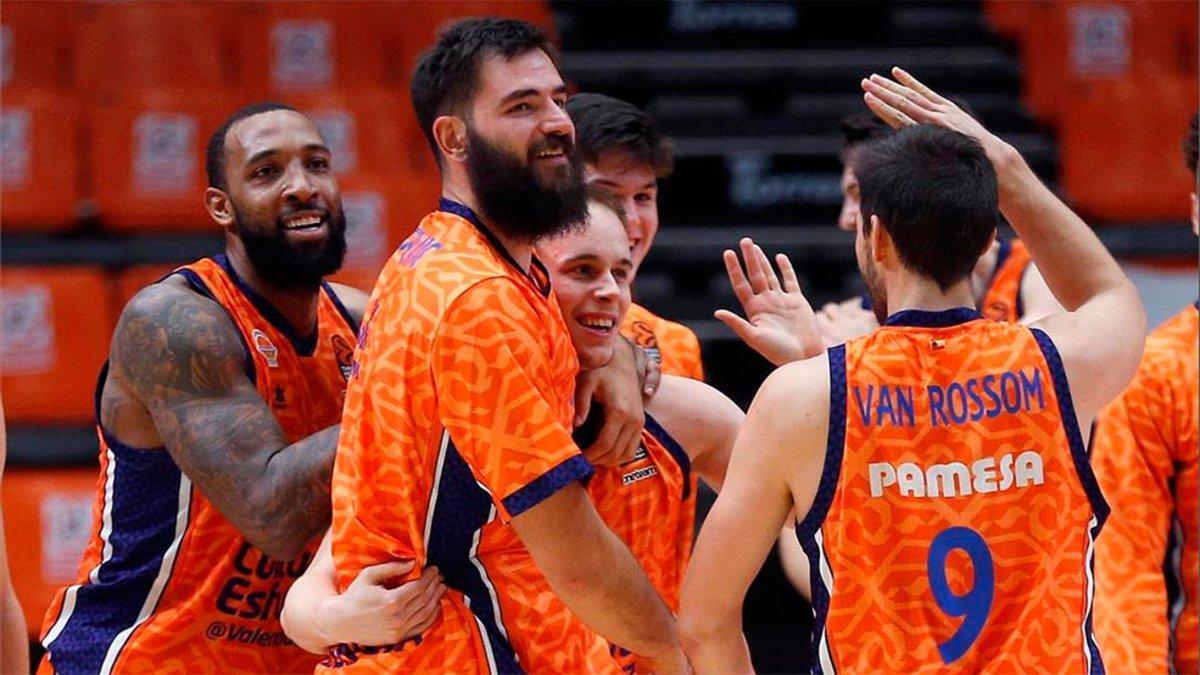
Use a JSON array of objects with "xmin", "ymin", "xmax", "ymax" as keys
[
  {"xmin": 245, "ymin": 143, "xmax": 330, "ymax": 166},
  {"xmin": 590, "ymin": 178, "xmax": 657, "ymax": 191},
  {"xmin": 499, "ymin": 83, "xmax": 568, "ymax": 107}
]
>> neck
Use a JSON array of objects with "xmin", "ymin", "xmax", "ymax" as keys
[
  {"xmin": 224, "ymin": 237, "xmax": 321, "ymax": 337},
  {"xmin": 969, "ymin": 239, "xmax": 1002, "ymax": 304},
  {"xmin": 884, "ymin": 272, "xmax": 977, "ymax": 318},
  {"xmin": 442, "ymin": 180, "xmax": 534, "ymax": 271}
]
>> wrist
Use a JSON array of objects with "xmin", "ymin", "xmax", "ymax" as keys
[{"xmin": 315, "ymin": 595, "xmax": 345, "ymax": 647}]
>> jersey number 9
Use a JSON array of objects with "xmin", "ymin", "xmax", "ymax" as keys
[{"xmin": 927, "ymin": 526, "xmax": 994, "ymax": 664}]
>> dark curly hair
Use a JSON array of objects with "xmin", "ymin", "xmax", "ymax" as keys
[{"xmin": 566, "ymin": 93, "xmax": 674, "ymax": 178}]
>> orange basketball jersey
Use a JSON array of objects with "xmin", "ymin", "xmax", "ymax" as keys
[
  {"xmin": 622, "ymin": 303, "xmax": 704, "ymax": 380},
  {"xmin": 797, "ymin": 308, "xmax": 1108, "ymax": 673},
  {"xmin": 39, "ymin": 255, "xmax": 358, "ymax": 674},
  {"xmin": 324, "ymin": 200, "xmax": 616, "ymax": 674},
  {"xmin": 980, "ymin": 238, "xmax": 1032, "ymax": 323},
  {"xmin": 1093, "ymin": 303, "xmax": 1198, "ymax": 674},
  {"xmin": 588, "ymin": 416, "xmax": 696, "ymax": 672}
]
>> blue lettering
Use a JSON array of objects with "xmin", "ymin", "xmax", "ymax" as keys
[
  {"xmin": 1019, "ymin": 369, "xmax": 1045, "ymax": 411},
  {"xmin": 853, "ymin": 385, "xmax": 874, "ymax": 427},
  {"xmin": 896, "ymin": 386, "xmax": 916, "ymax": 427},
  {"xmin": 1000, "ymin": 372, "xmax": 1021, "ymax": 414},
  {"xmin": 876, "ymin": 386, "xmax": 895, "ymax": 427},
  {"xmin": 929, "ymin": 385, "xmax": 948, "ymax": 426},
  {"xmin": 981, "ymin": 374, "xmax": 1002, "ymax": 418},
  {"xmin": 947, "ymin": 382, "xmax": 969, "ymax": 425},
  {"xmin": 966, "ymin": 378, "xmax": 985, "ymax": 422}
]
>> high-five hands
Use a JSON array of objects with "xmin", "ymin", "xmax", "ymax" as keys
[{"xmin": 715, "ymin": 237, "xmax": 824, "ymax": 366}]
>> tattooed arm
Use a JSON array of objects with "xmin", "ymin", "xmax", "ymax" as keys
[{"xmin": 106, "ymin": 281, "xmax": 336, "ymax": 560}]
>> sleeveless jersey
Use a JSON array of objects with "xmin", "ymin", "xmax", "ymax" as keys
[
  {"xmin": 1093, "ymin": 303, "xmax": 1198, "ymax": 674},
  {"xmin": 622, "ymin": 303, "xmax": 704, "ymax": 380},
  {"xmin": 588, "ymin": 416, "xmax": 696, "ymax": 673},
  {"xmin": 798, "ymin": 307, "xmax": 1108, "ymax": 673},
  {"xmin": 981, "ymin": 238, "xmax": 1032, "ymax": 323},
  {"xmin": 39, "ymin": 255, "xmax": 358, "ymax": 674},
  {"xmin": 324, "ymin": 200, "xmax": 616, "ymax": 674}
]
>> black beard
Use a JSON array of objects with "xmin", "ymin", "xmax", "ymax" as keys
[
  {"xmin": 465, "ymin": 127, "xmax": 588, "ymax": 244},
  {"xmin": 859, "ymin": 247, "xmax": 889, "ymax": 325},
  {"xmin": 233, "ymin": 202, "xmax": 347, "ymax": 290}
]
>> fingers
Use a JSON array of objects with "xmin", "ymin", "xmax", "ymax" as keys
[
  {"xmin": 584, "ymin": 409, "xmax": 624, "ymax": 466},
  {"xmin": 867, "ymin": 73, "xmax": 937, "ymax": 112},
  {"xmin": 403, "ymin": 590, "xmax": 445, "ymax": 640},
  {"xmin": 891, "ymin": 67, "xmax": 949, "ymax": 105},
  {"xmin": 775, "ymin": 253, "xmax": 801, "ymax": 294},
  {"xmin": 355, "ymin": 560, "xmax": 415, "ymax": 586},
  {"xmin": 740, "ymin": 238, "xmax": 773, "ymax": 294},
  {"xmin": 642, "ymin": 354, "xmax": 661, "ymax": 398},
  {"xmin": 752, "ymin": 243, "xmax": 781, "ymax": 291},
  {"xmin": 722, "ymin": 249, "xmax": 754, "ymax": 307},
  {"xmin": 863, "ymin": 90, "xmax": 917, "ymax": 130},
  {"xmin": 573, "ymin": 375, "xmax": 598, "ymax": 427},
  {"xmin": 713, "ymin": 309, "xmax": 755, "ymax": 342}
]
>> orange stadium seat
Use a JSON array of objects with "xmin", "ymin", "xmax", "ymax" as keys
[
  {"xmin": 1, "ymin": 89, "xmax": 83, "ymax": 230},
  {"xmin": 0, "ymin": 1, "xmax": 85, "ymax": 90},
  {"xmin": 3, "ymin": 466, "xmax": 99, "ymax": 638},
  {"xmin": 285, "ymin": 89, "xmax": 422, "ymax": 175},
  {"xmin": 88, "ymin": 89, "xmax": 232, "ymax": 232},
  {"xmin": 234, "ymin": 1, "xmax": 389, "ymax": 94},
  {"xmin": 1060, "ymin": 75, "xmax": 1197, "ymax": 222},
  {"xmin": 73, "ymin": 2, "xmax": 238, "ymax": 96},
  {"xmin": 1, "ymin": 266, "xmax": 116, "ymax": 424}
]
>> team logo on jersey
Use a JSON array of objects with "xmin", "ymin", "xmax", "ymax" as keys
[
  {"xmin": 252, "ymin": 329, "xmax": 279, "ymax": 368},
  {"xmin": 331, "ymin": 334, "xmax": 354, "ymax": 380},
  {"xmin": 621, "ymin": 445, "xmax": 658, "ymax": 485}
]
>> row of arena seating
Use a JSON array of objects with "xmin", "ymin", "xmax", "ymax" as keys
[
  {"xmin": 983, "ymin": 0, "xmax": 1197, "ymax": 221},
  {"xmin": 1, "ymin": 1, "xmax": 551, "ymax": 231}
]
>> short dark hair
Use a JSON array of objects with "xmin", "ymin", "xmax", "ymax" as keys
[
  {"xmin": 206, "ymin": 101, "xmax": 300, "ymax": 191},
  {"xmin": 586, "ymin": 184, "xmax": 627, "ymax": 227},
  {"xmin": 1185, "ymin": 113, "xmax": 1198, "ymax": 178},
  {"xmin": 855, "ymin": 124, "xmax": 999, "ymax": 290},
  {"xmin": 410, "ymin": 17, "xmax": 556, "ymax": 164},
  {"xmin": 567, "ymin": 93, "xmax": 674, "ymax": 178}
]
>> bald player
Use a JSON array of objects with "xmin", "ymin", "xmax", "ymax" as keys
[
  {"xmin": 1092, "ymin": 113, "xmax": 1199, "ymax": 673},
  {"xmin": 567, "ymin": 93, "xmax": 705, "ymax": 380},
  {"xmin": 680, "ymin": 69, "xmax": 1145, "ymax": 672}
]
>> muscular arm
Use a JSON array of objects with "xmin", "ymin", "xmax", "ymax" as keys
[
  {"xmin": 109, "ymin": 284, "xmax": 336, "ymax": 559},
  {"xmin": 646, "ymin": 375, "xmax": 744, "ymax": 490},
  {"xmin": 1016, "ymin": 263, "xmax": 1062, "ymax": 325},
  {"xmin": 0, "ymin": 395, "xmax": 29, "ymax": 674},
  {"xmin": 679, "ymin": 357, "xmax": 829, "ymax": 673},
  {"xmin": 511, "ymin": 483, "xmax": 683, "ymax": 670}
]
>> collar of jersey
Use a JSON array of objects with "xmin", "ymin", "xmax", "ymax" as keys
[
  {"xmin": 214, "ymin": 253, "xmax": 320, "ymax": 356},
  {"xmin": 884, "ymin": 307, "xmax": 982, "ymax": 328},
  {"xmin": 438, "ymin": 197, "xmax": 551, "ymax": 298}
]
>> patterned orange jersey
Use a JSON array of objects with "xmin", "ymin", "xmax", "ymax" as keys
[
  {"xmin": 588, "ymin": 416, "xmax": 696, "ymax": 672},
  {"xmin": 797, "ymin": 307, "xmax": 1108, "ymax": 673},
  {"xmin": 981, "ymin": 238, "xmax": 1032, "ymax": 323},
  {"xmin": 621, "ymin": 303, "xmax": 704, "ymax": 380},
  {"xmin": 1093, "ymin": 303, "xmax": 1199, "ymax": 674},
  {"xmin": 324, "ymin": 199, "xmax": 616, "ymax": 674},
  {"xmin": 40, "ymin": 255, "xmax": 358, "ymax": 674}
]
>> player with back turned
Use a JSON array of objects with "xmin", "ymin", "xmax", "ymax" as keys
[
  {"xmin": 679, "ymin": 69, "xmax": 1146, "ymax": 672},
  {"xmin": 325, "ymin": 18, "xmax": 684, "ymax": 674}
]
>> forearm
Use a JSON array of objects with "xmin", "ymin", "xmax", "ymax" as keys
[
  {"xmin": 679, "ymin": 618, "xmax": 753, "ymax": 675},
  {"xmin": 543, "ymin": 526, "xmax": 678, "ymax": 659},
  {"xmin": 1, "ymin": 583, "xmax": 27, "ymax": 673},
  {"xmin": 256, "ymin": 425, "xmax": 339, "ymax": 558},
  {"xmin": 994, "ymin": 148, "xmax": 1137, "ymax": 312},
  {"xmin": 280, "ymin": 569, "xmax": 338, "ymax": 654}
]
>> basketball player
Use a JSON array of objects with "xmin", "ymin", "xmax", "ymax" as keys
[
  {"xmin": 284, "ymin": 193, "xmax": 742, "ymax": 672},
  {"xmin": 39, "ymin": 103, "xmax": 366, "ymax": 674},
  {"xmin": 325, "ymin": 18, "xmax": 683, "ymax": 673},
  {"xmin": 679, "ymin": 69, "xmax": 1145, "ymax": 672},
  {"xmin": 1, "ymin": 394, "xmax": 29, "ymax": 673},
  {"xmin": 568, "ymin": 93, "xmax": 705, "ymax": 380},
  {"xmin": 1092, "ymin": 113, "xmax": 1198, "ymax": 673}
]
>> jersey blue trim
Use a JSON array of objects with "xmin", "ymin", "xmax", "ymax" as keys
[
  {"xmin": 173, "ymin": 267, "xmax": 256, "ymax": 384},
  {"xmin": 798, "ymin": 529, "xmax": 835, "ymax": 675},
  {"xmin": 644, "ymin": 413, "xmax": 693, "ymax": 500},
  {"xmin": 43, "ymin": 444, "xmax": 185, "ymax": 674},
  {"xmin": 322, "ymin": 281, "xmax": 360, "ymax": 335},
  {"xmin": 425, "ymin": 440, "xmax": 522, "ymax": 674},
  {"xmin": 502, "ymin": 454, "xmax": 594, "ymax": 518},
  {"xmin": 883, "ymin": 307, "xmax": 982, "ymax": 328},
  {"xmin": 795, "ymin": 344, "xmax": 847, "ymax": 541},
  {"xmin": 213, "ymin": 254, "xmax": 319, "ymax": 356}
]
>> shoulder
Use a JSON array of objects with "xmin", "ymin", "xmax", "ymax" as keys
[
  {"xmin": 326, "ymin": 282, "xmax": 369, "ymax": 324},
  {"xmin": 435, "ymin": 275, "xmax": 555, "ymax": 349}
]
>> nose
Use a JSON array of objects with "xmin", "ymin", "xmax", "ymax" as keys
[
  {"xmin": 281, "ymin": 162, "xmax": 317, "ymax": 204},
  {"xmin": 594, "ymin": 273, "xmax": 620, "ymax": 302},
  {"xmin": 540, "ymin": 100, "xmax": 574, "ymax": 138},
  {"xmin": 838, "ymin": 201, "xmax": 858, "ymax": 233},
  {"xmin": 623, "ymin": 196, "xmax": 645, "ymax": 240}
]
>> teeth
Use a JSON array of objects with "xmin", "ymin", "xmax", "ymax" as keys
[
  {"xmin": 285, "ymin": 215, "xmax": 322, "ymax": 229},
  {"xmin": 580, "ymin": 318, "xmax": 613, "ymax": 329},
  {"xmin": 537, "ymin": 150, "xmax": 563, "ymax": 158}
]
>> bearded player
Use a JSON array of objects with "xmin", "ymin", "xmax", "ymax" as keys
[{"xmin": 681, "ymin": 69, "xmax": 1145, "ymax": 672}]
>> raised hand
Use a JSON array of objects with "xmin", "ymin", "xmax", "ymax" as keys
[
  {"xmin": 715, "ymin": 237, "xmax": 823, "ymax": 366},
  {"xmin": 860, "ymin": 67, "xmax": 1013, "ymax": 166}
]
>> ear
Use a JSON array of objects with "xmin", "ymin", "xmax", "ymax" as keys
[
  {"xmin": 204, "ymin": 187, "xmax": 236, "ymax": 232},
  {"xmin": 432, "ymin": 115, "xmax": 468, "ymax": 165},
  {"xmin": 869, "ymin": 214, "xmax": 889, "ymax": 263}
]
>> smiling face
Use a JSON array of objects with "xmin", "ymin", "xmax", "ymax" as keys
[
  {"xmin": 462, "ymin": 49, "xmax": 588, "ymax": 242},
  {"xmin": 219, "ymin": 109, "xmax": 346, "ymax": 288},
  {"xmin": 539, "ymin": 201, "xmax": 634, "ymax": 370},
  {"xmin": 584, "ymin": 150, "xmax": 660, "ymax": 271}
]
